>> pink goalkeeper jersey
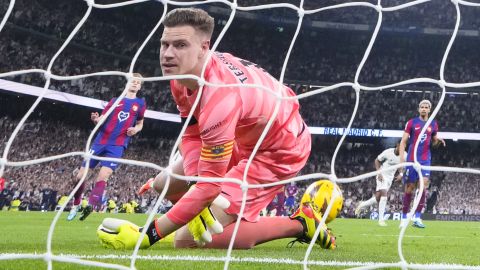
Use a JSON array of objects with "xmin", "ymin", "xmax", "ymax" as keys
[{"xmin": 171, "ymin": 52, "xmax": 306, "ymax": 179}]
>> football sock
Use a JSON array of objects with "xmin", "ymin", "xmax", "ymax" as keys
[
  {"xmin": 204, "ymin": 217, "xmax": 303, "ymax": 249},
  {"xmin": 145, "ymin": 219, "xmax": 163, "ymax": 245},
  {"xmin": 402, "ymin": 192, "xmax": 412, "ymax": 218},
  {"xmin": 359, "ymin": 196, "xmax": 377, "ymax": 210},
  {"xmin": 415, "ymin": 189, "xmax": 426, "ymax": 217},
  {"xmin": 378, "ymin": 196, "xmax": 387, "ymax": 221},
  {"xmin": 73, "ymin": 181, "xmax": 85, "ymax": 205},
  {"xmin": 88, "ymin": 180, "xmax": 106, "ymax": 208}
]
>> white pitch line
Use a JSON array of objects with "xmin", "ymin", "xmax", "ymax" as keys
[
  {"xmin": 360, "ymin": 233, "xmax": 471, "ymax": 239},
  {"xmin": 1, "ymin": 253, "xmax": 480, "ymax": 269}
]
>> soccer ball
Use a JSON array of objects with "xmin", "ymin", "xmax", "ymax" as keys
[{"xmin": 300, "ymin": 180, "xmax": 343, "ymax": 224}]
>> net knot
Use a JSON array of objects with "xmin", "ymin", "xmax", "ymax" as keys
[
  {"xmin": 43, "ymin": 71, "xmax": 52, "ymax": 81},
  {"xmin": 353, "ymin": 84, "xmax": 361, "ymax": 93},
  {"xmin": 230, "ymin": 2, "xmax": 238, "ymax": 10},
  {"xmin": 164, "ymin": 166, "xmax": 173, "ymax": 177},
  {"xmin": 450, "ymin": 0, "xmax": 459, "ymax": 5},
  {"xmin": 240, "ymin": 182, "xmax": 248, "ymax": 192},
  {"xmin": 297, "ymin": 8, "xmax": 305, "ymax": 19},
  {"xmin": 0, "ymin": 158, "xmax": 6, "ymax": 166},
  {"xmin": 84, "ymin": 0, "xmax": 94, "ymax": 6},
  {"xmin": 84, "ymin": 151, "xmax": 93, "ymax": 160},
  {"xmin": 197, "ymin": 78, "xmax": 206, "ymax": 88},
  {"xmin": 438, "ymin": 79, "xmax": 446, "ymax": 89}
]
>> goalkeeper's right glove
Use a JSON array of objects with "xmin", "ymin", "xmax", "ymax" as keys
[{"xmin": 97, "ymin": 218, "xmax": 151, "ymax": 250}]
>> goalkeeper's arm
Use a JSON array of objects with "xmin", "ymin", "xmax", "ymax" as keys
[{"xmin": 138, "ymin": 175, "xmax": 228, "ymax": 246}]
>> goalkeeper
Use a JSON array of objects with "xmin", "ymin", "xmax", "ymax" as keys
[{"xmin": 98, "ymin": 8, "xmax": 338, "ymax": 250}]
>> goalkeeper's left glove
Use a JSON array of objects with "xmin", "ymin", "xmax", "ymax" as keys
[{"xmin": 188, "ymin": 195, "xmax": 230, "ymax": 246}]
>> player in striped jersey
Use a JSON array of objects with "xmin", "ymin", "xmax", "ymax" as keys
[
  {"xmin": 97, "ymin": 8, "xmax": 340, "ymax": 250},
  {"xmin": 67, "ymin": 73, "xmax": 146, "ymax": 221},
  {"xmin": 399, "ymin": 100, "xmax": 445, "ymax": 228}
]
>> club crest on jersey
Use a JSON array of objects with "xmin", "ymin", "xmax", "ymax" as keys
[
  {"xmin": 211, "ymin": 146, "xmax": 225, "ymax": 155},
  {"xmin": 132, "ymin": 105, "xmax": 138, "ymax": 112},
  {"xmin": 118, "ymin": 111, "xmax": 130, "ymax": 122},
  {"xmin": 200, "ymin": 141, "xmax": 234, "ymax": 160}
]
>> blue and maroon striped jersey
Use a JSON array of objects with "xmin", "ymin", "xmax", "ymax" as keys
[
  {"xmin": 93, "ymin": 97, "xmax": 146, "ymax": 147},
  {"xmin": 404, "ymin": 117, "xmax": 438, "ymax": 162}
]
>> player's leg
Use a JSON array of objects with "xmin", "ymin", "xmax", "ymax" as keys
[
  {"xmin": 400, "ymin": 182, "xmax": 416, "ymax": 228},
  {"xmin": 377, "ymin": 189, "xmax": 388, "ymax": 226},
  {"xmin": 275, "ymin": 192, "xmax": 286, "ymax": 216},
  {"xmin": 171, "ymin": 192, "xmax": 301, "ymax": 249},
  {"xmin": 199, "ymin": 216, "xmax": 304, "ymax": 249},
  {"xmin": 80, "ymin": 145, "xmax": 122, "ymax": 220},
  {"xmin": 377, "ymin": 175, "xmax": 393, "ymax": 226},
  {"xmin": 79, "ymin": 166, "xmax": 113, "ymax": 221},
  {"xmin": 356, "ymin": 178, "xmax": 382, "ymax": 218},
  {"xmin": 89, "ymin": 166, "xmax": 114, "ymax": 208},
  {"xmin": 67, "ymin": 146, "xmax": 101, "ymax": 221},
  {"xmin": 174, "ymin": 183, "xmax": 337, "ymax": 250},
  {"xmin": 355, "ymin": 195, "xmax": 377, "ymax": 217},
  {"xmin": 67, "ymin": 168, "xmax": 86, "ymax": 220},
  {"xmin": 400, "ymin": 165, "xmax": 418, "ymax": 227},
  {"xmin": 412, "ymin": 174, "xmax": 429, "ymax": 228}
]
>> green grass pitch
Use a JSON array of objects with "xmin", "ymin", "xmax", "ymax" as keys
[{"xmin": 0, "ymin": 211, "xmax": 479, "ymax": 270}]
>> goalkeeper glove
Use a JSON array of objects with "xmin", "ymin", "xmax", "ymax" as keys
[
  {"xmin": 188, "ymin": 195, "xmax": 231, "ymax": 246},
  {"xmin": 97, "ymin": 218, "xmax": 151, "ymax": 250}
]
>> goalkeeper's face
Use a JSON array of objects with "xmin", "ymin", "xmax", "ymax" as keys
[{"xmin": 160, "ymin": 25, "xmax": 210, "ymax": 77}]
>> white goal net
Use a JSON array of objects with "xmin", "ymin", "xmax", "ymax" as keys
[{"xmin": 0, "ymin": 0, "xmax": 479, "ymax": 270}]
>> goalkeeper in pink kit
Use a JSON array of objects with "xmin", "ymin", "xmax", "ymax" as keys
[{"xmin": 97, "ymin": 8, "xmax": 342, "ymax": 250}]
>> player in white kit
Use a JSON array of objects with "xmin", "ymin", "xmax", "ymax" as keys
[{"xmin": 355, "ymin": 142, "xmax": 403, "ymax": 226}]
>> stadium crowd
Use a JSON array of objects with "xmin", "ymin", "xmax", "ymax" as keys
[
  {"xmin": 1, "ymin": 1, "xmax": 479, "ymax": 216},
  {"xmin": 2, "ymin": 0, "xmax": 480, "ymax": 133},
  {"xmin": 1, "ymin": 32, "xmax": 480, "ymax": 132},
  {"xmin": 1, "ymin": 111, "xmax": 478, "ymax": 215}
]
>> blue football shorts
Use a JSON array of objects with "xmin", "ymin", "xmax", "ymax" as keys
[
  {"xmin": 404, "ymin": 160, "xmax": 431, "ymax": 184},
  {"xmin": 82, "ymin": 144, "xmax": 125, "ymax": 171}
]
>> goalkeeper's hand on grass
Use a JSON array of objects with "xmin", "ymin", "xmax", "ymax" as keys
[
  {"xmin": 97, "ymin": 218, "xmax": 151, "ymax": 250},
  {"xmin": 188, "ymin": 195, "xmax": 230, "ymax": 246},
  {"xmin": 137, "ymin": 177, "xmax": 231, "ymax": 247}
]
